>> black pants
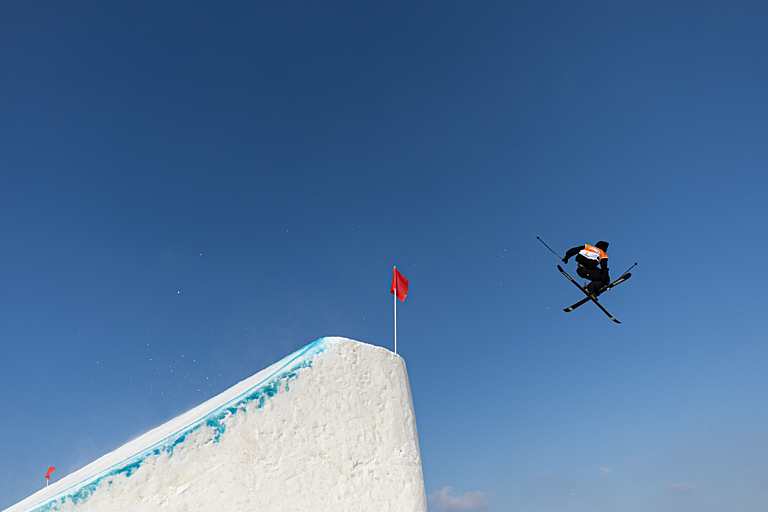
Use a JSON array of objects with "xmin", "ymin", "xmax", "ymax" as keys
[{"xmin": 577, "ymin": 265, "xmax": 606, "ymax": 294}]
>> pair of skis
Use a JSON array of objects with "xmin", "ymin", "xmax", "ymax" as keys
[{"xmin": 557, "ymin": 265, "xmax": 631, "ymax": 324}]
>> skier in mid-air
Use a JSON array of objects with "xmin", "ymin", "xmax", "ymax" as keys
[{"xmin": 561, "ymin": 241, "xmax": 610, "ymax": 296}]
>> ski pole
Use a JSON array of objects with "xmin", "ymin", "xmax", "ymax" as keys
[
  {"xmin": 618, "ymin": 262, "xmax": 638, "ymax": 278},
  {"xmin": 536, "ymin": 236, "xmax": 563, "ymax": 260}
]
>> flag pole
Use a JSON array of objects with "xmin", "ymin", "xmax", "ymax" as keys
[{"xmin": 394, "ymin": 267, "xmax": 397, "ymax": 355}]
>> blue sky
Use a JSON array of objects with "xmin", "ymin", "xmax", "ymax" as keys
[{"xmin": 2, "ymin": 1, "xmax": 768, "ymax": 510}]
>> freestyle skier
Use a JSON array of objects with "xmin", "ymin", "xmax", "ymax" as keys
[
  {"xmin": 561, "ymin": 241, "xmax": 610, "ymax": 296},
  {"xmin": 537, "ymin": 236, "xmax": 633, "ymax": 323}
]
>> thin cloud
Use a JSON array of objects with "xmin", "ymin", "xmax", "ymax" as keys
[
  {"xmin": 665, "ymin": 483, "xmax": 696, "ymax": 499},
  {"xmin": 599, "ymin": 467, "xmax": 612, "ymax": 477},
  {"xmin": 427, "ymin": 487, "xmax": 493, "ymax": 511}
]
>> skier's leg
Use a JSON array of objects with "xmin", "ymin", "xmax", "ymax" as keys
[
  {"xmin": 591, "ymin": 280, "xmax": 608, "ymax": 295},
  {"xmin": 577, "ymin": 265, "xmax": 601, "ymax": 294},
  {"xmin": 585, "ymin": 268, "xmax": 604, "ymax": 295}
]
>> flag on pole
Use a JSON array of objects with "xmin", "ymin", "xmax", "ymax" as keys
[
  {"xmin": 390, "ymin": 267, "xmax": 409, "ymax": 302},
  {"xmin": 45, "ymin": 466, "xmax": 56, "ymax": 480}
]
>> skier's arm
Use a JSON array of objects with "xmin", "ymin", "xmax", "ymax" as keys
[
  {"xmin": 600, "ymin": 258, "xmax": 610, "ymax": 282},
  {"xmin": 562, "ymin": 246, "xmax": 582, "ymax": 263}
]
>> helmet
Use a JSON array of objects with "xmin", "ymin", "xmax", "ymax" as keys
[{"xmin": 595, "ymin": 241, "xmax": 609, "ymax": 251}]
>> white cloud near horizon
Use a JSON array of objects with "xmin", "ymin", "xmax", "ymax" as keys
[
  {"xmin": 665, "ymin": 483, "xmax": 696, "ymax": 499},
  {"xmin": 427, "ymin": 487, "xmax": 493, "ymax": 511}
]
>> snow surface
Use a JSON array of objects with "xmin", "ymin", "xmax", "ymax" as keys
[{"xmin": 5, "ymin": 337, "xmax": 427, "ymax": 512}]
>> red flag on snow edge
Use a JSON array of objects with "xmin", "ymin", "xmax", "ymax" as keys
[
  {"xmin": 390, "ymin": 267, "xmax": 409, "ymax": 302},
  {"xmin": 45, "ymin": 466, "xmax": 56, "ymax": 479}
]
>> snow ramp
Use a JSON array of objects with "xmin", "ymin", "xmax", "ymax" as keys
[{"xmin": 5, "ymin": 337, "xmax": 427, "ymax": 512}]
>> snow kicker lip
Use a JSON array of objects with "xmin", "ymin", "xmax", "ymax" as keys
[{"xmin": 10, "ymin": 337, "xmax": 337, "ymax": 512}]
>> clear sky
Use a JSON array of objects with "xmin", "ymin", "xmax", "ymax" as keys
[{"xmin": 2, "ymin": 2, "xmax": 768, "ymax": 511}]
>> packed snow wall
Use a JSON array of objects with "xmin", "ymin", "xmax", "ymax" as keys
[{"xmin": 6, "ymin": 337, "xmax": 427, "ymax": 512}]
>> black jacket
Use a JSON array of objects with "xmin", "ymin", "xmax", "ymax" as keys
[{"xmin": 564, "ymin": 245, "xmax": 608, "ymax": 271}]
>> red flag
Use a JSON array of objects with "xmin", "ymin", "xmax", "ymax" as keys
[
  {"xmin": 45, "ymin": 466, "xmax": 56, "ymax": 479},
  {"xmin": 390, "ymin": 267, "xmax": 409, "ymax": 302}
]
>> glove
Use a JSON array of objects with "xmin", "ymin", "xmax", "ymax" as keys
[
  {"xmin": 562, "ymin": 258, "xmax": 568, "ymax": 264},
  {"xmin": 603, "ymin": 274, "xmax": 610, "ymax": 284}
]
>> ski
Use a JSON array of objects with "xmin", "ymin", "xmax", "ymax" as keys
[
  {"xmin": 564, "ymin": 273, "xmax": 632, "ymax": 312},
  {"xmin": 557, "ymin": 265, "xmax": 621, "ymax": 323}
]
